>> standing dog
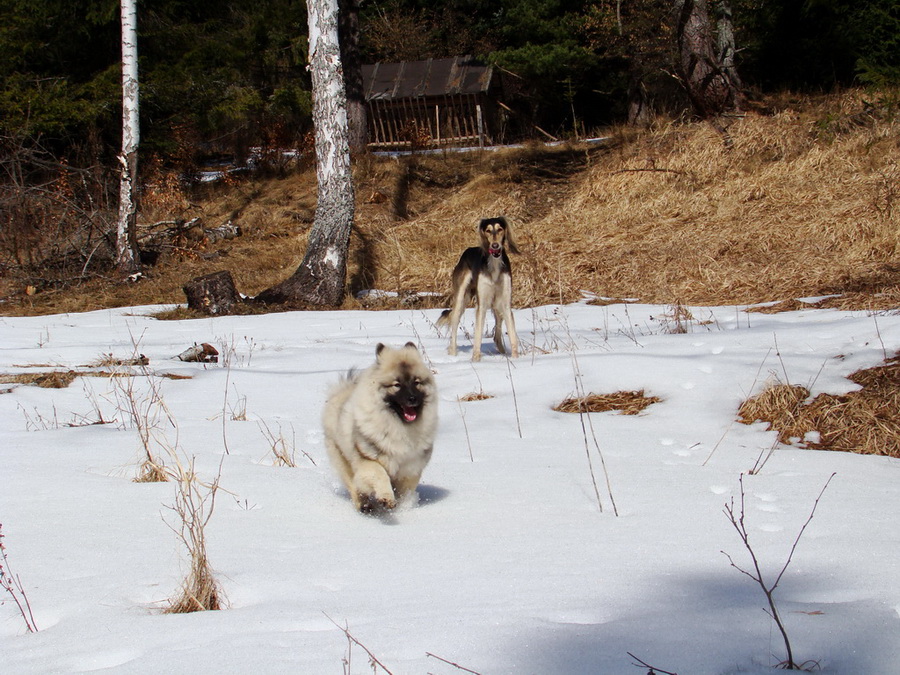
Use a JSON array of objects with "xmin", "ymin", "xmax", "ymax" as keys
[
  {"xmin": 323, "ymin": 342, "xmax": 438, "ymax": 513},
  {"xmin": 437, "ymin": 217, "xmax": 520, "ymax": 361}
]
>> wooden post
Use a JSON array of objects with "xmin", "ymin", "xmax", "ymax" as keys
[
  {"xmin": 435, "ymin": 105, "xmax": 441, "ymax": 145},
  {"xmin": 476, "ymin": 103, "xmax": 484, "ymax": 148}
]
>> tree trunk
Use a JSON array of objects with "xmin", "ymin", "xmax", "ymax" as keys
[
  {"xmin": 183, "ymin": 270, "xmax": 240, "ymax": 315},
  {"xmin": 340, "ymin": 0, "xmax": 368, "ymax": 153},
  {"xmin": 674, "ymin": 0, "xmax": 741, "ymax": 117},
  {"xmin": 713, "ymin": 0, "xmax": 746, "ymax": 108},
  {"xmin": 255, "ymin": 0, "xmax": 355, "ymax": 307},
  {"xmin": 116, "ymin": 0, "xmax": 140, "ymax": 274}
]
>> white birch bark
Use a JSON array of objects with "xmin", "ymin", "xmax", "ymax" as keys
[
  {"xmin": 251, "ymin": 0, "xmax": 356, "ymax": 306},
  {"xmin": 116, "ymin": 0, "xmax": 140, "ymax": 272}
]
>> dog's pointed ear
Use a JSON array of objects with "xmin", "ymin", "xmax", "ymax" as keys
[
  {"xmin": 375, "ymin": 343, "xmax": 386, "ymax": 361},
  {"xmin": 498, "ymin": 217, "xmax": 520, "ymax": 254},
  {"xmin": 404, "ymin": 341, "xmax": 417, "ymax": 350}
]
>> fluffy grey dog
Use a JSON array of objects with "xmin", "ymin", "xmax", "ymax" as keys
[{"xmin": 323, "ymin": 342, "xmax": 438, "ymax": 513}]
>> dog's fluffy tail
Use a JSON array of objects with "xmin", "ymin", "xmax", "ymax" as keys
[{"xmin": 435, "ymin": 309, "xmax": 451, "ymax": 330}]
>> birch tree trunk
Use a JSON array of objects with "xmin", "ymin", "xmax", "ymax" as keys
[
  {"xmin": 116, "ymin": 0, "xmax": 140, "ymax": 274},
  {"xmin": 256, "ymin": 0, "xmax": 355, "ymax": 306}
]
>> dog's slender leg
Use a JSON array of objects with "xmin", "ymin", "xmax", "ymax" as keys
[
  {"xmin": 473, "ymin": 275, "xmax": 493, "ymax": 361},
  {"xmin": 447, "ymin": 271, "xmax": 471, "ymax": 356},
  {"xmin": 498, "ymin": 274, "xmax": 519, "ymax": 358},
  {"xmin": 492, "ymin": 309, "xmax": 507, "ymax": 354},
  {"xmin": 472, "ymin": 302, "xmax": 486, "ymax": 361},
  {"xmin": 505, "ymin": 309, "xmax": 519, "ymax": 358}
]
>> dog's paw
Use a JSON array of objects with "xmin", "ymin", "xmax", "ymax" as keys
[{"xmin": 358, "ymin": 493, "xmax": 397, "ymax": 514}]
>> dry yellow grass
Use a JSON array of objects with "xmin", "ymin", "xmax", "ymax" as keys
[
  {"xmin": 0, "ymin": 371, "xmax": 78, "ymax": 389},
  {"xmin": 738, "ymin": 355, "xmax": 900, "ymax": 457},
  {"xmin": 3, "ymin": 89, "xmax": 898, "ymax": 315},
  {"xmin": 738, "ymin": 382, "xmax": 812, "ymax": 443},
  {"xmin": 0, "ymin": 369, "xmax": 191, "ymax": 394},
  {"xmin": 555, "ymin": 390, "xmax": 661, "ymax": 415},
  {"xmin": 458, "ymin": 391, "xmax": 494, "ymax": 402}
]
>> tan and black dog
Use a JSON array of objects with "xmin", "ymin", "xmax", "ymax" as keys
[{"xmin": 437, "ymin": 217, "xmax": 520, "ymax": 361}]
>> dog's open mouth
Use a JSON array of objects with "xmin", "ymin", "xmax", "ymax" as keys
[{"xmin": 402, "ymin": 406, "xmax": 418, "ymax": 422}]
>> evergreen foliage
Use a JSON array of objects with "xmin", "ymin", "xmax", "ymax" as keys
[{"xmin": 0, "ymin": 0, "xmax": 896, "ymax": 167}]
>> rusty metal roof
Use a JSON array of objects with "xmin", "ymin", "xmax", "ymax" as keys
[{"xmin": 362, "ymin": 56, "xmax": 494, "ymax": 101}]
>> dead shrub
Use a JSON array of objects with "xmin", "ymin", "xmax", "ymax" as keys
[
  {"xmin": 555, "ymin": 390, "xmax": 660, "ymax": 415},
  {"xmin": 164, "ymin": 458, "xmax": 224, "ymax": 614}
]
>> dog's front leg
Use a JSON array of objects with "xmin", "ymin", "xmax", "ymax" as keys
[
  {"xmin": 492, "ymin": 309, "xmax": 507, "ymax": 354},
  {"xmin": 392, "ymin": 473, "xmax": 422, "ymax": 505},
  {"xmin": 472, "ymin": 300, "xmax": 489, "ymax": 361},
  {"xmin": 446, "ymin": 276, "xmax": 470, "ymax": 356},
  {"xmin": 504, "ymin": 309, "xmax": 519, "ymax": 358},
  {"xmin": 351, "ymin": 459, "xmax": 397, "ymax": 512},
  {"xmin": 497, "ymin": 275, "xmax": 519, "ymax": 358}
]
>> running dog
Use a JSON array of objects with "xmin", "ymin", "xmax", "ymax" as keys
[
  {"xmin": 437, "ymin": 217, "xmax": 520, "ymax": 361},
  {"xmin": 322, "ymin": 342, "xmax": 438, "ymax": 513}
]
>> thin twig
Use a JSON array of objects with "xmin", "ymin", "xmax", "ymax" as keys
[
  {"xmin": 872, "ymin": 312, "xmax": 887, "ymax": 361},
  {"xmin": 703, "ymin": 347, "xmax": 773, "ymax": 467},
  {"xmin": 457, "ymin": 399, "xmax": 475, "ymax": 461},
  {"xmin": 569, "ymin": 351, "xmax": 604, "ymax": 513},
  {"xmin": 325, "ymin": 613, "xmax": 395, "ymax": 674},
  {"xmin": 425, "ymin": 652, "xmax": 483, "ymax": 674},
  {"xmin": 773, "ymin": 333, "xmax": 790, "ymax": 385},
  {"xmin": 0, "ymin": 524, "xmax": 39, "ymax": 633},
  {"xmin": 505, "ymin": 358, "xmax": 522, "ymax": 439},
  {"xmin": 627, "ymin": 651, "xmax": 678, "ymax": 674},
  {"xmin": 722, "ymin": 472, "xmax": 835, "ymax": 669}
]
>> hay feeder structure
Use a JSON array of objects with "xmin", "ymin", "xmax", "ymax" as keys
[{"xmin": 362, "ymin": 56, "xmax": 501, "ymax": 150}]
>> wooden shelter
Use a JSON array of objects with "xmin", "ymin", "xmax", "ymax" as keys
[{"xmin": 362, "ymin": 56, "xmax": 500, "ymax": 150}]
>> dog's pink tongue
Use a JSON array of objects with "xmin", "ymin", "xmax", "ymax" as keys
[{"xmin": 403, "ymin": 407, "xmax": 418, "ymax": 422}]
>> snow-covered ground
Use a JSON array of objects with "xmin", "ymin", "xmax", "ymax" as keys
[{"xmin": 1, "ymin": 300, "xmax": 898, "ymax": 674}]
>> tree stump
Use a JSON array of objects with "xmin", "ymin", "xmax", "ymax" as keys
[{"xmin": 183, "ymin": 270, "xmax": 240, "ymax": 315}]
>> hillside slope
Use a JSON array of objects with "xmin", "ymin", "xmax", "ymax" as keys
[{"xmin": 2, "ymin": 89, "xmax": 898, "ymax": 316}]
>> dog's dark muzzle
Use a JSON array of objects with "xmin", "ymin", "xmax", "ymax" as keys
[{"xmin": 387, "ymin": 386, "xmax": 424, "ymax": 423}]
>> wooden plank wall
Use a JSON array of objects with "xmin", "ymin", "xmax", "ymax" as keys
[{"xmin": 367, "ymin": 94, "xmax": 489, "ymax": 149}]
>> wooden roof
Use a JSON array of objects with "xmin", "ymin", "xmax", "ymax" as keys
[{"xmin": 362, "ymin": 56, "xmax": 494, "ymax": 102}]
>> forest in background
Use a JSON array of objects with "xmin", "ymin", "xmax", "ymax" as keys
[
  {"xmin": 2, "ymin": 0, "xmax": 899, "ymax": 166},
  {"xmin": 0, "ymin": 0, "xmax": 899, "ymax": 304}
]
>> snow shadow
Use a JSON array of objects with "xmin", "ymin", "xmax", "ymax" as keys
[{"xmin": 511, "ymin": 570, "xmax": 900, "ymax": 674}]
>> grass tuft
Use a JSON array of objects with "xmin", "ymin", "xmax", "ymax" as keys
[
  {"xmin": 738, "ymin": 355, "xmax": 900, "ymax": 457},
  {"xmin": 555, "ymin": 390, "xmax": 661, "ymax": 415}
]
